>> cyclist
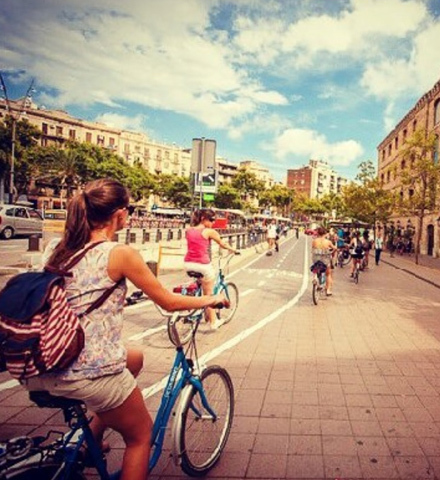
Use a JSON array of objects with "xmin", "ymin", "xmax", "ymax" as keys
[
  {"xmin": 349, "ymin": 231, "xmax": 365, "ymax": 277},
  {"xmin": 23, "ymin": 179, "xmax": 227, "ymax": 480},
  {"xmin": 311, "ymin": 226, "xmax": 336, "ymax": 296},
  {"xmin": 184, "ymin": 208, "xmax": 237, "ymax": 329}
]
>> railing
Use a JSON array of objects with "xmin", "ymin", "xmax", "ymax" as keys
[{"xmin": 114, "ymin": 227, "xmax": 267, "ymax": 250}]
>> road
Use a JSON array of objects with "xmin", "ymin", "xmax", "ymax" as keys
[
  {"xmin": 2, "ymin": 234, "xmax": 440, "ymax": 479},
  {"xmin": 0, "ymin": 238, "xmax": 31, "ymax": 269}
]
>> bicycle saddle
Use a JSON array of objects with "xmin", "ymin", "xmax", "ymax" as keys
[
  {"xmin": 29, "ymin": 390, "xmax": 84, "ymax": 409},
  {"xmin": 186, "ymin": 271, "xmax": 204, "ymax": 279}
]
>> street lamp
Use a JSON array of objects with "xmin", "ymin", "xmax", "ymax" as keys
[{"xmin": 0, "ymin": 72, "xmax": 35, "ymax": 204}]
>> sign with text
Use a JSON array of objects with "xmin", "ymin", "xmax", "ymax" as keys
[{"xmin": 195, "ymin": 171, "xmax": 217, "ymax": 194}]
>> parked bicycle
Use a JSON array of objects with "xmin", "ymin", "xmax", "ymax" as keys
[
  {"xmin": 0, "ymin": 307, "xmax": 235, "ymax": 479},
  {"xmin": 310, "ymin": 260, "xmax": 327, "ymax": 305}
]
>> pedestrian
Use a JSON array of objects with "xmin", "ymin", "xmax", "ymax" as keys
[
  {"xmin": 375, "ymin": 233, "xmax": 383, "ymax": 265},
  {"xmin": 266, "ymin": 220, "xmax": 277, "ymax": 252}
]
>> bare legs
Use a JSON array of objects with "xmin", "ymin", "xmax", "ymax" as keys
[{"xmin": 202, "ymin": 277, "xmax": 215, "ymax": 324}]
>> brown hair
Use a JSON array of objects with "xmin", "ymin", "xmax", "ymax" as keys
[
  {"xmin": 191, "ymin": 208, "xmax": 215, "ymax": 226},
  {"xmin": 316, "ymin": 226, "xmax": 327, "ymax": 237},
  {"xmin": 46, "ymin": 178, "xmax": 129, "ymax": 269}
]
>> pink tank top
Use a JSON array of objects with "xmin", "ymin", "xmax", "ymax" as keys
[{"xmin": 184, "ymin": 228, "xmax": 210, "ymax": 264}]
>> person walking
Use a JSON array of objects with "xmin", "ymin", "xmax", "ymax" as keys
[{"xmin": 375, "ymin": 233, "xmax": 384, "ymax": 265}]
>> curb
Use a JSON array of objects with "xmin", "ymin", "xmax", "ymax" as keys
[{"xmin": 382, "ymin": 259, "xmax": 440, "ymax": 290}]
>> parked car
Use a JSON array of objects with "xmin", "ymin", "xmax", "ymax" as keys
[{"xmin": 0, "ymin": 204, "xmax": 43, "ymax": 239}]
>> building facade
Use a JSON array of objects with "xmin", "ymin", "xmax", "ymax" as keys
[
  {"xmin": 377, "ymin": 78, "xmax": 440, "ymax": 257},
  {"xmin": 287, "ymin": 159, "xmax": 348, "ymax": 199}
]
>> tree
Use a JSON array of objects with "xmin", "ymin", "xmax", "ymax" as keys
[
  {"xmin": 342, "ymin": 160, "xmax": 395, "ymax": 227},
  {"xmin": 0, "ymin": 116, "xmax": 41, "ymax": 198},
  {"xmin": 231, "ymin": 168, "xmax": 265, "ymax": 203},
  {"xmin": 399, "ymin": 129, "xmax": 440, "ymax": 264},
  {"xmin": 214, "ymin": 184, "xmax": 242, "ymax": 209}
]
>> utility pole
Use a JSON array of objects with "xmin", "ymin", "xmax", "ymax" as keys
[{"xmin": 0, "ymin": 72, "xmax": 35, "ymax": 204}]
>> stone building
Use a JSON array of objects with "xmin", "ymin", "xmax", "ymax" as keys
[
  {"xmin": 286, "ymin": 159, "xmax": 348, "ymax": 199},
  {"xmin": 377, "ymin": 78, "xmax": 440, "ymax": 257}
]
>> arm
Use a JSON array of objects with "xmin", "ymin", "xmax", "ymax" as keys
[
  {"xmin": 206, "ymin": 228, "xmax": 237, "ymax": 254},
  {"xmin": 108, "ymin": 245, "xmax": 223, "ymax": 311}
]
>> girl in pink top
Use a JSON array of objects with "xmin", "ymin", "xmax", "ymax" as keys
[{"xmin": 184, "ymin": 209, "xmax": 237, "ymax": 329}]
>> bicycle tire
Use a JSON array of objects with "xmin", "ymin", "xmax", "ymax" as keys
[
  {"xmin": 312, "ymin": 281, "xmax": 319, "ymax": 305},
  {"xmin": 4, "ymin": 462, "xmax": 86, "ymax": 479},
  {"xmin": 173, "ymin": 365, "xmax": 234, "ymax": 477},
  {"xmin": 215, "ymin": 282, "xmax": 238, "ymax": 325},
  {"xmin": 167, "ymin": 312, "xmax": 199, "ymax": 347},
  {"xmin": 342, "ymin": 254, "xmax": 351, "ymax": 266}
]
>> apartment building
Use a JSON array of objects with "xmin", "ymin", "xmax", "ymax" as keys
[
  {"xmin": 377, "ymin": 78, "xmax": 440, "ymax": 257},
  {"xmin": 216, "ymin": 157, "xmax": 238, "ymax": 185},
  {"xmin": 287, "ymin": 159, "xmax": 348, "ymax": 199},
  {"xmin": 0, "ymin": 99, "xmax": 192, "ymax": 178},
  {"xmin": 239, "ymin": 160, "xmax": 275, "ymax": 189}
]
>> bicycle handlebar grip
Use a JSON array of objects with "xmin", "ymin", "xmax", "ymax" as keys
[{"xmin": 213, "ymin": 299, "xmax": 231, "ymax": 309}]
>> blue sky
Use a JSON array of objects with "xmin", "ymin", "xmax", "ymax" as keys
[{"xmin": 1, "ymin": 0, "xmax": 440, "ymax": 182}]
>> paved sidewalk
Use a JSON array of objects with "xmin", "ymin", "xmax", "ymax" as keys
[{"xmin": 380, "ymin": 251, "xmax": 440, "ymax": 289}]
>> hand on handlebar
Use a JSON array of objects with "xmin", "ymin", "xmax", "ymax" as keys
[{"xmin": 211, "ymin": 293, "xmax": 231, "ymax": 309}]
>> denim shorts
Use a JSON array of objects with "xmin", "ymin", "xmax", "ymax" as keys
[{"xmin": 24, "ymin": 368, "xmax": 137, "ymax": 413}]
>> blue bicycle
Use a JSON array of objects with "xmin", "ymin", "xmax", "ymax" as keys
[
  {"xmin": 0, "ymin": 309, "xmax": 235, "ymax": 479},
  {"xmin": 310, "ymin": 260, "xmax": 327, "ymax": 305},
  {"xmin": 170, "ymin": 252, "xmax": 240, "ymax": 345}
]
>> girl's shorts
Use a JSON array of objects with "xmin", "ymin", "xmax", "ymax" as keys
[
  {"xmin": 24, "ymin": 368, "xmax": 137, "ymax": 413},
  {"xmin": 184, "ymin": 262, "xmax": 215, "ymax": 281}
]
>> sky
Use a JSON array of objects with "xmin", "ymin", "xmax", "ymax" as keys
[{"xmin": 1, "ymin": 0, "xmax": 440, "ymax": 182}]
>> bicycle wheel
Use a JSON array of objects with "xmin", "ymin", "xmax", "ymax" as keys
[
  {"xmin": 167, "ymin": 312, "xmax": 199, "ymax": 347},
  {"xmin": 354, "ymin": 269, "xmax": 359, "ymax": 284},
  {"xmin": 5, "ymin": 462, "xmax": 86, "ymax": 479},
  {"xmin": 173, "ymin": 365, "xmax": 234, "ymax": 477},
  {"xmin": 312, "ymin": 280, "xmax": 319, "ymax": 305},
  {"xmin": 215, "ymin": 282, "xmax": 238, "ymax": 324}
]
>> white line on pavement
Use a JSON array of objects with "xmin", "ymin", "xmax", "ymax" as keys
[
  {"xmin": 142, "ymin": 238, "xmax": 309, "ymax": 400},
  {"xmin": 128, "ymin": 325, "xmax": 167, "ymax": 341},
  {"xmin": 0, "ymin": 379, "xmax": 19, "ymax": 392},
  {"xmin": 241, "ymin": 288, "xmax": 255, "ymax": 297}
]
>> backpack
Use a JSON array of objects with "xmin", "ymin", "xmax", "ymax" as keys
[
  {"xmin": 310, "ymin": 260, "xmax": 327, "ymax": 275},
  {"xmin": 0, "ymin": 242, "xmax": 121, "ymax": 381}
]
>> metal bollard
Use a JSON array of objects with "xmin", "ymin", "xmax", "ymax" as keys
[
  {"xmin": 156, "ymin": 229, "xmax": 162, "ymax": 242},
  {"xmin": 125, "ymin": 228, "xmax": 131, "ymax": 245},
  {"xmin": 28, "ymin": 235, "xmax": 40, "ymax": 252},
  {"xmin": 142, "ymin": 229, "xmax": 150, "ymax": 243},
  {"xmin": 167, "ymin": 229, "xmax": 172, "ymax": 241},
  {"xmin": 177, "ymin": 229, "xmax": 182, "ymax": 240}
]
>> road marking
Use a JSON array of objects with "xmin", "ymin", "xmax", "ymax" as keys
[
  {"xmin": 142, "ymin": 238, "xmax": 309, "ymax": 400},
  {"xmin": 0, "ymin": 379, "xmax": 19, "ymax": 392},
  {"xmin": 257, "ymin": 280, "xmax": 266, "ymax": 287},
  {"xmin": 241, "ymin": 288, "xmax": 255, "ymax": 297},
  {"xmin": 129, "ymin": 325, "xmax": 167, "ymax": 341}
]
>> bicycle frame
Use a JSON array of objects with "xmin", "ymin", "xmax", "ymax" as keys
[{"xmin": 149, "ymin": 345, "xmax": 215, "ymax": 471}]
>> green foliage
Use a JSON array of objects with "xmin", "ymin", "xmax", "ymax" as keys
[
  {"xmin": 214, "ymin": 184, "xmax": 242, "ymax": 209},
  {"xmin": 342, "ymin": 160, "xmax": 395, "ymax": 225},
  {"xmin": 399, "ymin": 129, "xmax": 440, "ymax": 263},
  {"xmin": 231, "ymin": 168, "xmax": 265, "ymax": 200}
]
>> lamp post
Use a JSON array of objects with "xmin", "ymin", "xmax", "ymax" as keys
[{"xmin": 0, "ymin": 72, "xmax": 35, "ymax": 204}]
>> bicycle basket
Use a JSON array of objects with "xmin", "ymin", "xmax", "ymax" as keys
[{"xmin": 310, "ymin": 261, "xmax": 327, "ymax": 274}]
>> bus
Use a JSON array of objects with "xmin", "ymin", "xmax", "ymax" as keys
[{"xmin": 210, "ymin": 208, "xmax": 246, "ymax": 230}]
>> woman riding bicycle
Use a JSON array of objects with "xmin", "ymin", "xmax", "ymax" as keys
[
  {"xmin": 184, "ymin": 208, "xmax": 237, "ymax": 330},
  {"xmin": 311, "ymin": 226, "xmax": 336, "ymax": 296},
  {"xmin": 23, "ymin": 179, "xmax": 226, "ymax": 480},
  {"xmin": 349, "ymin": 231, "xmax": 366, "ymax": 277}
]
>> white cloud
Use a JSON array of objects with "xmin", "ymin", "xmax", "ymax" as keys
[
  {"xmin": 94, "ymin": 112, "xmax": 147, "ymax": 132},
  {"xmin": 271, "ymin": 128, "xmax": 364, "ymax": 167}
]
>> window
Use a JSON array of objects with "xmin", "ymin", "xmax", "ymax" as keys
[
  {"xmin": 388, "ymin": 144, "xmax": 392, "ymax": 156},
  {"xmin": 42, "ymin": 123, "xmax": 48, "ymax": 134},
  {"xmin": 403, "ymin": 128, "xmax": 407, "ymax": 140},
  {"xmin": 381, "ymin": 173, "xmax": 384, "ymax": 183},
  {"xmin": 109, "ymin": 137, "xmax": 115, "ymax": 146},
  {"xmin": 86, "ymin": 132, "xmax": 92, "ymax": 142},
  {"xmin": 401, "ymin": 160, "xmax": 406, "ymax": 170},
  {"xmin": 413, "ymin": 119, "xmax": 417, "ymax": 132},
  {"xmin": 387, "ymin": 171, "xmax": 391, "ymax": 182},
  {"xmin": 395, "ymin": 137, "xmax": 398, "ymax": 149},
  {"xmin": 56, "ymin": 126, "xmax": 63, "ymax": 136},
  {"xmin": 69, "ymin": 129, "xmax": 75, "ymax": 140},
  {"xmin": 435, "ymin": 100, "xmax": 440, "ymax": 125},
  {"xmin": 434, "ymin": 135, "xmax": 439, "ymax": 164}
]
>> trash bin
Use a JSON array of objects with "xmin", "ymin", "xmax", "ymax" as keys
[
  {"xmin": 28, "ymin": 235, "xmax": 40, "ymax": 252},
  {"xmin": 146, "ymin": 260, "xmax": 158, "ymax": 277}
]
